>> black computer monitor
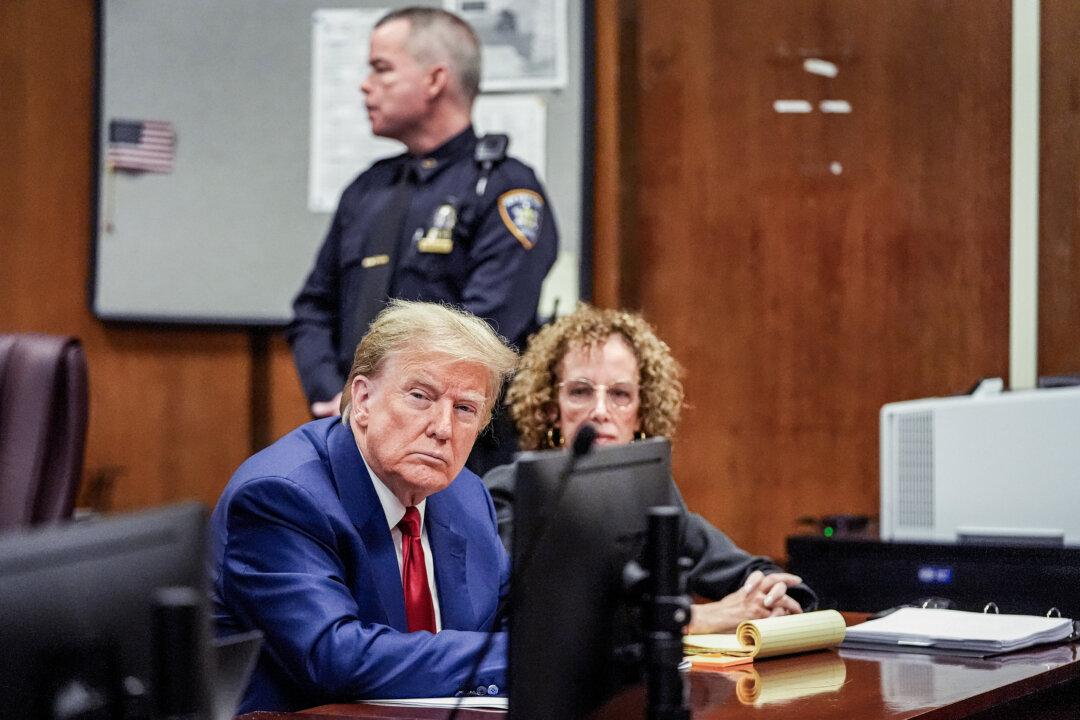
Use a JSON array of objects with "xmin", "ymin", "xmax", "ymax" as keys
[
  {"xmin": 509, "ymin": 437, "xmax": 677, "ymax": 719},
  {"xmin": 0, "ymin": 502, "xmax": 218, "ymax": 719}
]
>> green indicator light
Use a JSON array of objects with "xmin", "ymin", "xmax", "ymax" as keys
[{"xmin": 823, "ymin": 526, "xmax": 834, "ymax": 538}]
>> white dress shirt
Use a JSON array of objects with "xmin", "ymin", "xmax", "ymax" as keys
[{"xmin": 360, "ymin": 451, "xmax": 443, "ymax": 631}]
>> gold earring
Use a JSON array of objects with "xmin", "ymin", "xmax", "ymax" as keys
[
  {"xmin": 546, "ymin": 426, "xmax": 564, "ymax": 448},
  {"xmin": 635, "ymin": 431, "xmax": 647, "ymax": 441}
]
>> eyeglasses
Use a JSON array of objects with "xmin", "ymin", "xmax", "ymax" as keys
[{"xmin": 557, "ymin": 379, "xmax": 639, "ymax": 409}]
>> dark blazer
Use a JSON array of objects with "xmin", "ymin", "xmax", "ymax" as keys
[
  {"xmin": 211, "ymin": 418, "xmax": 510, "ymax": 713},
  {"xmin": 483, "ymin": 462, "xmax": 817, "ymax": 610}
]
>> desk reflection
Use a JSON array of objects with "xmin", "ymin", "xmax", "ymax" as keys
[
  {"xmin": 841, "ymin": 644, "xmax": 1080, "ymax": 713},
  {"xmin": 690, "ymin": 652, "xmax": 846, "ymax": 709},
  {"xmin": 734, "ymin": 652, "xmax": 846, "ymax": 706}
]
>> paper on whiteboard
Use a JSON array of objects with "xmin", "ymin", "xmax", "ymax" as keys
[
  {"xmin": 445, "ymin": 0, "xmax": 568, "ymax": 91},
  {"xmin": 309, "ymin": 8, "xmax": 402, "ymax": 214},
  {"xmin": 474, "ymin": 94, "xmax": 547, "ymax": 180}
]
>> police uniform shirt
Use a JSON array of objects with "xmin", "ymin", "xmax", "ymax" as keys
[{"xmin": 288, "ymin": 126, "xmax": 559, "ymax": 405}]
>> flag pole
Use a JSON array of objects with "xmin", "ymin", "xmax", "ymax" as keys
[{"xmin": 104, "ymin": 162, "xmax": 116, "ymax": 232}]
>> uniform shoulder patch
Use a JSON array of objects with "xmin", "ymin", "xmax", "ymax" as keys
[{"xmin": 497, "ymin": 189, "xmax": 545, "ymax": 250}]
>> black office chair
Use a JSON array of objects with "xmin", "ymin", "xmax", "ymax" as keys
[{"xmin": 0, "ymin": 333, "xmax": 89, "ymax": 530}]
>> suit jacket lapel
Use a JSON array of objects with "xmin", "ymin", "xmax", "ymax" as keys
[
  {"xmin": 427, "ymin": 487, "xmax": 476, "ymax": 630},
  {"xmin": 327, "ymin": 422, "xmax": 407, "ymax": 631}
]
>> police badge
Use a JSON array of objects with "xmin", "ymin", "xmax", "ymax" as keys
[
  {"xmin": 417, "ymin": 202, "xmax": 457, "ymax": 254},
  {"xmin": 497, "ymin": 189, "xmax": 545, "ymax": 250}
]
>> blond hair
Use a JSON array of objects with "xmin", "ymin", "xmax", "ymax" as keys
[
  {"xmin": 507, "ymin": 304, "xmax": 685, "ymax": 450},
  {"xmin": 340, "ymin": 300, "xmax": 517, "ymax": 426}
]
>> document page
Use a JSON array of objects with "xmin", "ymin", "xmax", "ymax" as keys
[
  {"xmin": 843, "ymin": 608, "xmax": 1074, "ymax": 653},
  {"xmin": 367, "ymin": 696, "xmax": 508, "ymax": 711}
]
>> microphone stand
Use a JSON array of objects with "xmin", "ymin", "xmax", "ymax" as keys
[{"xmin": 634, "ymin": 507, "xmax": 691, "ymax": 720}]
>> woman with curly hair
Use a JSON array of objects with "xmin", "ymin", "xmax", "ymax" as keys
[{"xmin": 484, "ymin": 304, "xmax": 816, "ymax": 633}]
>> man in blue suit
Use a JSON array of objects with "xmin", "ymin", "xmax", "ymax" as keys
[{"xmin": 211, "ymin": 300, "xmax": 518, "ymax": 713}]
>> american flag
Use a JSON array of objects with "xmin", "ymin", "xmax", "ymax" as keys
[{"xmin": 106, "ymin": 119, "xmax": 175, "ymax": 173}]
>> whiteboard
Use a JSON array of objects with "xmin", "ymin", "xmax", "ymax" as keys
[{"xmin": 92, "ymin": 0, "xmax": 588, "ymax": 325}]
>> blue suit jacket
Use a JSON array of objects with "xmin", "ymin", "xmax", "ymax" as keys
[{"xmin": 210, "ymin": 417, "xmax": 510, "ymax": 713}]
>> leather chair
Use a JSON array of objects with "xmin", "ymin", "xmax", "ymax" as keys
[{"xmin": 0, "ymin": 333, "xmax": 89, "ymax": 530}]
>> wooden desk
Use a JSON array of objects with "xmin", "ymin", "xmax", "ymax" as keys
[
  {"xmin": 239, "ymin": 626, "xmax": 1080, "ymax": 720},
  {"xmin": 239, "ymin": 644, "xmax": 1080, "ymax": 720}
]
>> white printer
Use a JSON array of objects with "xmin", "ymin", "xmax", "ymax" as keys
[{"xmin": 879, "ymin": 383, "xmax": 1080, "ymax": 544}]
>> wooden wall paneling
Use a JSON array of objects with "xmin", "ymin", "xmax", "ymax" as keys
[
  {"xmin": 0, "ymin": 1, "xmax": 97, "ymax": 333},
  {"xmin": 1039, "ymin": 0, "xmax": 1080, "ymax": 377},
  {"xmin": 627, "ymin": 0, "xmax": 1011, "ymax": 560},
  {"xmin": 268, "ymin": 332, "xmax": 311, "ymax": 445},
  {"xmin": 593, "ymin": 0, "xmax": 641, "ymax": 309},
  {"xmin": 1, "ymin": 0, "xmax": 252, "ymax": 515},
  {"xmin": 85, "ymin": 330, "xmax": 252, "ymax": 510}
]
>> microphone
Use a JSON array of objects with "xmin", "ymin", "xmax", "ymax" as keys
[
  {"xmin": 569, "ymin": 423, "xmax": 598, "ymax": 460},
  {"xmin": 548, "ymin": 424, "xmax": 597, "ymax": 508}
]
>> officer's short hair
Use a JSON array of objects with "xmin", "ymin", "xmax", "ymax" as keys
[
  {"xmin": 377, "ymin": 7, "xmax": 482, "ymax": 103},
  {"xmin": 340, "ymin": 300, "xmax": 517, "ymax": 426}
]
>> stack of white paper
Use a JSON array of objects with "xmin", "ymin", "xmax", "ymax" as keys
[
  {"xmin": 367, "ymin": 696, "xmax": 508, "ymax": 711},
  {"xmin": 844, "ymin": 608, "xmax": 1074, "ymax": 655}
]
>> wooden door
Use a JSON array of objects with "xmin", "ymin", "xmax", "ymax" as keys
[{"xmin": 605, "ymin": 0, "xmax": 1013, "ymax": 558}]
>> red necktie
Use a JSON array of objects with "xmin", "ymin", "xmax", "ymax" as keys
[{"xmin": 398, "ymin": 506, "xmax": 437, "ymax": 633}]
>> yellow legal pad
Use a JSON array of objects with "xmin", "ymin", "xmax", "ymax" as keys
[{"xmin": 684, "ymin": 609, "xmax": 847, "ymax": 665}]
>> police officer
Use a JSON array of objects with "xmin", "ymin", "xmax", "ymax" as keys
[{"xmin": 288, "ymin": 7, "xmax": 558, "ymax": 472}]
